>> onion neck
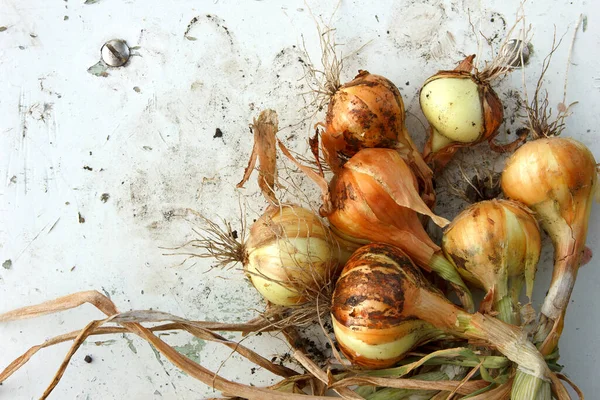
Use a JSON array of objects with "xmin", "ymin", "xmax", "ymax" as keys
[
  {"xmin": 430, "ymin": 129, "xmax": 455, "ymax": 153},
  {"xmin": 533, "ymin": 194, "xmax": 593, "ymax": 355},
  {"xmin": 413, "ymin": 288, "xmax": 551, "ymax": 390},
  {"xmin": 430, "ymin": 252, "xmax": 474, "ymax": 312}
]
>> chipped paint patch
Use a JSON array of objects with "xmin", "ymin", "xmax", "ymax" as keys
[
  {"xmin": 87, "ymin": 61, "xmax": 109, "ymax": 77},
  {"xmin": 173, "ymin": 338, "xmax": 206, "ymax": 364}
]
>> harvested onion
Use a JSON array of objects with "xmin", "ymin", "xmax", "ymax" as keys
[
  {"xmin": 332, "ymin": 245, "xmax": 445, "ymax": 368},
  {"xmin": 243, "ymin": 204, "xmax": 342, "ymax": 306},
  {"xmin": 233, "ymin": 110, "xmax": 344, "ymax": 306},
  {"xmin": 331, "ymin": 243, "xmax": 551, "ymax": 399},
  {"xmin": 279, "ymin": 142, "xmax": 474, "ymax": 310},
  {"xmin": 443, "ymin": 199, "xmax": 541, "ymax": 325},
  {"xmin": 420, "ymin": 32, "xmax": 530, "ymax": 173},
  {"xmin": 502, "ymin": 137, "xmax": 597, "ymax": 354}
]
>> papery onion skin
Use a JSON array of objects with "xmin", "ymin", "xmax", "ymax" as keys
[
  {"xmin": 502, "ymin": 137, "xmax": 597, "ymax": 355},
  {"xmin": 443, "ymin": 199, "xmax": 542, "ymax": 325},
  {"xmin": 323, "ymin": 70, "xmax": 435, "ymax": 207},
  {"xmin": 245, "ymin": 204, "xmax": 341, "ymax": 306}
]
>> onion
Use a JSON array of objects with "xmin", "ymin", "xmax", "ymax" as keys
[
  {"xmin": 322, "ymin": 70, "xmax": 435, "ymax": 206},
  {"xmin": 244, "ymin": 204, "xmax": 343, "ymax": 306},
  {"xmin": 502, "ymin": 137, "xmax": 598, "ymax": 354},
  {"xmin": 231, "ymin": 110, "xmax": 345, "ymax": 306},
  {"xmin": 331, "ymin": 243, "xmax": 551, "ymax": 399},
  {"xmin": 443, "ymin": 200, "xmax": 541, "ymax": 324},
  {"xmin": 419, "ymin": 33, "xmax": 531, "ymax": 173}
]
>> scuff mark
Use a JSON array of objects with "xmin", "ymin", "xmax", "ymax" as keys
[
  {"xmin": 94, "ymin": 339, "xmax": 116, "ymax": 346},
  {"xmin": 123, "ymin": 334, "xmax": 138, "ymax": 354},
  {"xmin": 149, "ymin": 344, "xmax": 165, "ymax": 366}
]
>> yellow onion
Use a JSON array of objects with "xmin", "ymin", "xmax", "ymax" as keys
[
  {"xmin": 244, "ymin": 204, "xmax": 343, "ymax": 306},
  {"xmin": 323, "ymin": 70, "xmax": 435, "ymax": 207},
  {"xmin": 443, "ymin": 200, "xmax": 542, "ymax": 325},
  {"xmin": 419, "ymin": 56, "xmax": 503, "ymax": 173},
  {"xmin": 502, "ymin": 137, "xmax": 598, "ymax": 355},
  {"xmin": 331, "ymin": 243, "xmax": 551, "ymax": 399},
  {"xmin": 331, "ymin": 244, "xmax": 445, "ymax": 368},
  {"xmin": 322, "ymin": 147, "xmax": 474, "ymax": 311}
]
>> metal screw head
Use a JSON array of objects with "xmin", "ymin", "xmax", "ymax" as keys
[
  {"xmin": 501, "ymin": 39, "xmax": 531, "ymax": 68},
  {"xmin": 101, "ymin": 39, "xmax": 130, "ymax": 67}
]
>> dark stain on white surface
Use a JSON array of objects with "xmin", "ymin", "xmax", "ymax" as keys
[{"xmin": 2, "ymin": 260, "xmax": 12, "ymax": 270}]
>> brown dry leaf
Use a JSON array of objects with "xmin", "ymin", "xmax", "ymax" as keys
[
  {"xmin": 292, "ymin": 350, "xmax": 362, "ymax": 400},
  {"xmin": 237, "ymin": 109, "xmax": 279, "ymax": 205},
  {"xmin": 329, "ymin": 375, "xmax": 487, "ymax": 395},
  {"xmin": 0, "ymin": 291, "xmax": 335, "ymax": 400},
  {"xmin": 466, "ymin": 379, "xmax": 513, "ymax": 400}
]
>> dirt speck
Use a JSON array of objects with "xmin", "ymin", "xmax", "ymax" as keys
[
  {"xmin": 100, "ymin": 193, "xmax": 110, "ymax": 203},
  {"xmin": 214, "ymin": 128, "xmax": 223, "ymax": 138},
  {"xmin": 133, "ymin": 86, "xmax": 141, "ymax": 93},
  {"xmin": 78, "ymin": 212, "xmax": 86, "ymax": 223},
  {"xmin": 63, "ymin": 16, "xmax": 69, "ymax": 21},
  {"xmin": 83, "ymin": 166, "xmax": 93, "ymax": 171},
  {"xmin": 0, "ymin": 27, "xmax": 7, "ymax": 32},
  {"xmin": 84, "ymin": 355, "xmax": 93, "ymax": 363},
  {"xmin": 2, "ymin": 260, "xmax": 12, "ymax": 270}
]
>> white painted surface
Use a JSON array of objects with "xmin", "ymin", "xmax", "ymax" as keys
[{"xmin": 0, "ymin": 0, "xmax": 598, "ymax": 398}]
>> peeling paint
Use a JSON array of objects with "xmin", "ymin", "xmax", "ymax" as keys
[{"xmin": 173, "ymin": 338, "xmax": 206, "ymax": 364}]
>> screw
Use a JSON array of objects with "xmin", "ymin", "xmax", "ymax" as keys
[
  {"xmin": 501, "ymin": 39, "xmax": 531, "ymax": 68},
  {"xmin": 101, "ymin": 39, "xmax": 130, "ymax": 67}
]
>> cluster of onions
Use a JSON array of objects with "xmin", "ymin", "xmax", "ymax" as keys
[
  {"xmin": 419, "ymin": 38, "xmax": 530, "ymax": 173},
  {"xmin": 331, "ymin": 243, "xmax": 551, "ymax": 398},
  {"xmin": 281, "ymin": 144, "xmax": 474, "ymax": 311},
  {"xmin": 321, "ymin": 70, "xmax": 435, "ymax": 207},
  {"xmin": 443, "ymin": 199, "xmax": 541, "ymax": 325},
  {"xmin": 502, "ymin": 137, "xmax": 598, "ymax": 355}
]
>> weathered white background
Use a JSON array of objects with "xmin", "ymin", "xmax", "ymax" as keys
[{"xmin": 1, "ymin": 0, "xmax": 599, "ymax": 398}]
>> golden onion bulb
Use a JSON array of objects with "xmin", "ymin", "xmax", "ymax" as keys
[
  {"xmin": 244, "ymin": 204, "xmax": 342, "ymax": 306},
  {"xmin": 331, "ymin": 242, "xmax": 551, "ymax": 394},
  {"xmin": 331, "ymin": 244, "xmax": 444, "ymax": 368},
  {"xmin": 502, "ymin": 137, "xmax": 598, "ymax": 354},
  {"xmin": 443, "ymin": 200, "xmax": 541, "ymax": 324}
]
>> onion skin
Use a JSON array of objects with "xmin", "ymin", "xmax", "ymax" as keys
[
  {"xmin": 331, "ymin": 243, "xmax": 551, "ymax": 395},
  {"xmin": 420, "ymin": 56, "xmax": 504, "ymax": 173},
  {"xmin": 443, "ymin": 200, "xmax": 541, "ymax": 325},
  {"xmin": 323, "ymin": 70, "xmax": 435, "ymax": 207},
  {"xmin": 502, "ymin": 137, "xmax": 597, "ymax": 355},
  {"xmin": 245, "ymin": 204, "xmax": 341, "ymax": 306}
]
